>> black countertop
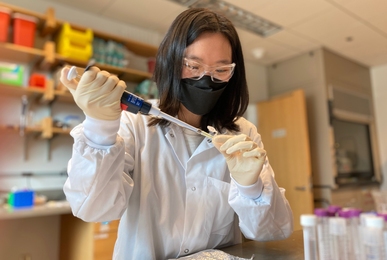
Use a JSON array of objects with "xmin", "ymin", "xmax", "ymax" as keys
[{"xmin": 221, "ymin": 230, "xmax": 304, "ymax": 259}]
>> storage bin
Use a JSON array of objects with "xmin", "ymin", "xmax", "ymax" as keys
[
  {"xmin": 0, "ymin": 6, "xmax": 11, "ymax": 42},
  {"xmin": 8, "ymin": 189, "xmax": 34, "ymax": 208},
  {"xmin": 13, "ymin": 12, "xmax": 38, "ymax": 47},
  {"xmin": 58, "ymin": 22, "xmax": 93, "ymax": 44},
  {"xmin": 0, "ymin": 62, "xmax": 24, "ymax": 86},
  {"xmin": 29, "ymin": 73, "xmax": 46, "ymax": 88},
  {"xmin": 57, "ymin": 36, "xmax": 93, "ymax": 61},
  {"xmin": 56, "ymin": 22, "xmax": 93, "ymax": 61}
]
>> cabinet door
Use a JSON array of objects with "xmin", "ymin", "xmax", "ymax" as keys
[
  {"xmin": 94, "ymin": 231, "xmax": 118, "ymax": 260},
  {"xmin": 257, "ymin": 89, "xmax": 314, "ymax": 231}
]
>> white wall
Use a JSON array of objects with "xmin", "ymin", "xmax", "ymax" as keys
[
  {"xmin": 244, "ymin": 60, "xmax": 268, "ymax": 127},
  {"xmin": 371, "ymin": 64, "xmax": 387, "ymax": 190}
]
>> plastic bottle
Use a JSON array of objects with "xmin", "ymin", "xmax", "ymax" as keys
[
  {"xmin": 301, "ymin": 214, "xmax": 319, "ymax": 260},
  {"xmin": 314, "ymin": 208, "xmax": 334, "ymax": 260},
  {"xmin": 329, "ymin": 216, "xmax": 348, "ymax": 260},
  {"xmin": 363, "ymin": 215, "xmax": 385, "ymax": 260}
]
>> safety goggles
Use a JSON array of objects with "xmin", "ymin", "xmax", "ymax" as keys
[{"xmin": 182, "ymin": 58, "xmax": 236, "ymax": 83}]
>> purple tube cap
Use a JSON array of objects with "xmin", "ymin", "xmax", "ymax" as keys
[{"xmin": 314, "ymin": 208, "xmax": 335, "ymax": 217}]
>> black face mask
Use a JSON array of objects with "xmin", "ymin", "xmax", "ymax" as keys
[{"xmin": 179, "ymin": 76, "xmax": 228, "ymax": 115}]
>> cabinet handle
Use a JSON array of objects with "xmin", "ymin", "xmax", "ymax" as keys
[{"xmin": 295, "ymin": 186, "xmax": 307, "ymax": 191}]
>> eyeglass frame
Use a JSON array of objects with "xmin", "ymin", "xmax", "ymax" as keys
[{"xmin": 182, "ymin": 57, "xmax": 236, "ymax": 83}]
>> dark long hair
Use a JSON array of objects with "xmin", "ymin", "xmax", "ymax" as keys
[{"xmin": 149, "ymin": 8, "xmax": 249, "ymax": 133}]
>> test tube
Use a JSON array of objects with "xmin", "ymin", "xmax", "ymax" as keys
[
  {"xmin": 329, "ymin": 216, "xmax": 348, "ymax": 260},
  {"xmin": 314, "ymin": 208, "xmax": 334, "ymax": 260},
  {"xmin": 301, "ymin": 214, "xmax": 319, "ymax": 260},
  {"xmin": 363, "ymin": 215, "xmax": 385, "ymax": 260},
  {"xmin": 347, "ymin": 209, "xmax": 363, "ymax": 260},
  {"xmin": 359, "ymin": 212, "xmax": 378, "ymax": 260}
]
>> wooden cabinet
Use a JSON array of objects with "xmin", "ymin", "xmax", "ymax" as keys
[{"xmin": 60, "ymin": 214, "xmax": 120, "ymax": 260}]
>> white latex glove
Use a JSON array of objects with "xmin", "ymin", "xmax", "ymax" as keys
[
  {"xmin": 213, "ymin": 134, "xmax": 267, "ymax": 186},
  {"xmin": 60, "ymin": 66, "xmax": 126, "ymax": 121}
]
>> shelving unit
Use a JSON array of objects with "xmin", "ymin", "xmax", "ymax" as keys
[
  {"xmin": 0, "ymin": 3, "xmax": 159, "ymax": 259},
  {"xmin": 0, "ymin": 81, "xmax": 72, "ymax": 138},
  {"xmin": 0, "ymin": 2, "xmax": 159, "ymax": 139}
]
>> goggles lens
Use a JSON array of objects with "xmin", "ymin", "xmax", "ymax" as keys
[{"xmin": 183, "ymin": 58, "xmax": 235, "ymax": 83}]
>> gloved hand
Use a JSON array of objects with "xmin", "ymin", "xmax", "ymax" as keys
[
  {"xmin": 60, "ymin": 66, "xmax": 126, "ymax": 121},
  {"xmin": 213, "ymin": 134, "xmax": 267, "ymax": 186}
]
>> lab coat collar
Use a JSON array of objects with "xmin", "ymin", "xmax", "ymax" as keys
[{"xmin": 165, "ymin": 124, "xmax": 215, "ymax": 170}]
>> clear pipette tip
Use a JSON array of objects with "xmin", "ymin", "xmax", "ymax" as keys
[
  {"xmin": 157, "ymin": 111, "xmax": 214, "ymax": 139},
  {"xmin": 197, "ymin": 129, "xmax": 214, "ymax": 139}
]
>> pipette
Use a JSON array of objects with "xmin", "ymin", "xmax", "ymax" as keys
[{"xmin": 67, "ymin": 66, "xmax": 214, "ymax": 139}]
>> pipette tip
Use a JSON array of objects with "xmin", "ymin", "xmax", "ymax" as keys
[{"xmin": 198, "ymin": 130, "xmax": 214, "ymax": 139}]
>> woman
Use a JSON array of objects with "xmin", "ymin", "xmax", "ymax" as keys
[{"xmin": 60, "ymin": 7, "xmax": 293, "ymax": 260}]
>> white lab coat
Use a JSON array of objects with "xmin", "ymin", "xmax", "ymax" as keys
[{"xmin": 64, "ymin": 110, "xmax": 293, "ymax": 260}]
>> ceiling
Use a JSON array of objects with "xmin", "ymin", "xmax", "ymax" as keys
[{"xmin": 41, "ymin": 0, "xmax": 387, "ymax": 67}]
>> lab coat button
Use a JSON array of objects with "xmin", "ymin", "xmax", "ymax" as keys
[
  {"xmin": 191, "ymin": 187, "xmax": 196, "ymax": 191},
  {"xmin": 184, "ymin": 249, "xmax": 189, "ymax": 254},
  {"xmin": 207, "ymin": 139, "xmax": 212, "ymax": 143},
  {"xmin": 170, "ymin": 133, "xmax": 174, "ymax": 137}
]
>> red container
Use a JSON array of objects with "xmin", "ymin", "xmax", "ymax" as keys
[
  {"xmin": 147, "ymin": 57, "xmax": 156, "ymax": 74},
  {"xmin": 0, "ymin": 7, "xmax": 11, "ymax": 42},
  {"xmin": 13, "ymin": 13, "xmax": 38, "ymax": 47},
  {"xmin": 29, "ymin": 73, "xmax": 46, "ymax": 88}
]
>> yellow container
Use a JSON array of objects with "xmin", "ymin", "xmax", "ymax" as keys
[
  {"xmin": 58, "ymin": 23, "xmax": 93, "ymax": 45},
  {"xmin": 57, "ymin": 37, "xmax": 93, "ymax": 61},
  {"xmin": 56, "ymin": 23, "xmax": 93, "ymax": 61}
]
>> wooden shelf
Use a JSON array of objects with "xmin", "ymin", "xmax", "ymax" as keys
[
  {"xmin": 52, "ymin": 127, "xmax": 72, "ymax": 135},
  {"xmin": 54, "ymin": 56, "xmax": 153, "ymax": 83},
  {"xmin": 0, "ymin": 43, "xmax": 45, "ymax": 64},
  {"xmin": 0, "ymin": 84, "xmax": 45, "ymax": 97},
  {"xmin": 94, "ymin": 62, "xmax": 153, "ymax": 82},
  {"xmin": 0, "ymin": 124, "xmax": 43, "ymax": 134},
  {"xmin": 0, "ymin": 124, "xmax": 71, "ymax": 137},
  {"xmin": 54, "ymin": 90, "xmax": 74, "ymax": 103},
  {"xmin": 0, "ymin": 82, "xmax": 74, "ymax": 103}
]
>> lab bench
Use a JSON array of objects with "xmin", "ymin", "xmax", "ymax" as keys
[
  {"xmin": 0, "ymin": 202, "xmax": 118, "ymax": 260},
  {"xmin": 0, "ymin": 200, "xmax": 71, "ymax": 220},
  {"xmin": 222, "ymin": 230, "xmax": 304, "ymax": 259},
  {"xmin": 0, "ymin": 201, "xmax": 72, "ymax": 260}
]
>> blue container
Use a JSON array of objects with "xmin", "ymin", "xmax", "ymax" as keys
[{"xmin": 9, "ymin": 190, "xmax": 34, "ymax": 208}]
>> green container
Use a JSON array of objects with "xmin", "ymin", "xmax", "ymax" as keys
[{"xmin": 0, "ymin": 62, "xmax": 24, "ymax": 86}]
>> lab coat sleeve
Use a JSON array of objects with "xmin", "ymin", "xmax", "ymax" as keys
[
  {"xmin": 228, "ymin": 117, "xmax": 294, "ymax": 241},
  {"xmin": 63, "ymin": 123, "xmax": 134, "ymax": 223},
  {"xmin": 228, "ymin": 160, "xmax": 294, "ymax": 241}
]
